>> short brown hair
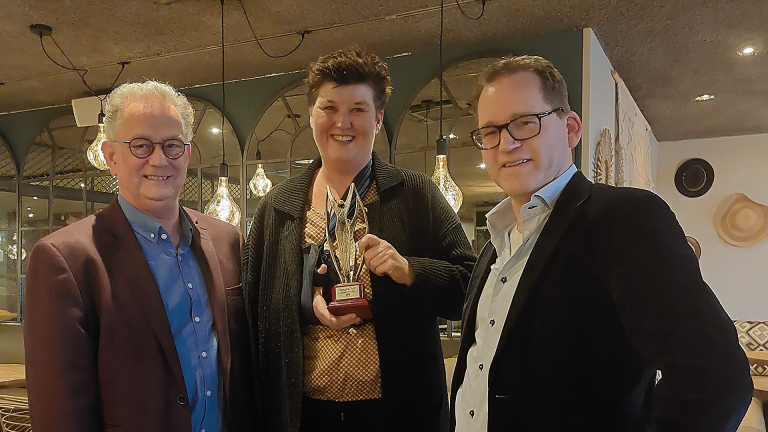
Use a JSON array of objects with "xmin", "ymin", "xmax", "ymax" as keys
[
  {"xmin": 473, "ymin": 55, "xmax": 570, "ymax": 114},
  {"xmin": 306, "ymin": 47, "xmax": 392, "ymax": 111}
]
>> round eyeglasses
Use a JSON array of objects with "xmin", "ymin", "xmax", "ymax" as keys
[
  {"xmin": 469, "ymin": 107, "xmax": 564, "ymax": 150},
  {"xmin": 116, "ymin": 138, "xmax": 190, "ymax": 159}
]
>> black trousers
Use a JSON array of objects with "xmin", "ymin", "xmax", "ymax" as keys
[{"xmin": 300, "ymin": 396, "xmax": 387, "ymax": 432}]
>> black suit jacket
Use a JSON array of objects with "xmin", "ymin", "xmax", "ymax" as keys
[{"xmin": 450, "ymin": 172, "xmax": 752, "ymax": 432}]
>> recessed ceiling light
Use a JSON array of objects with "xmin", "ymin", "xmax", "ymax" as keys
[
  {"xmin": 738, "ymin": 46, "xmax": 757, "ymax": 56},
  {"xmin": 695, "ymin": 94, "xmax": 715, "ymax": 102},
  {"xmin": 28, "ymin": 213, "xmax": 34, "ymax": 218},
  {"xmin": 448, "ymin": 133, "xmax": 457, "ymax": 139},
  {"xmin": 211, "ymin": 127, "xmax": 221, "ymax": 134},
  {"xmin": 33, "ymin": 196, "xmax": 38, "ymax": 200},
  {"xmin": 477, "ymin": 162, "xmax": 486, "ymax": 169}
]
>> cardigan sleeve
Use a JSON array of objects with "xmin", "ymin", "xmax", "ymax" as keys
[
  {"xmin": 242, "ymin": 195, "xmax": 268, "ymax": 427},
  {"xmin": 404, "ymin": 177, "xmax": 476, "ymax": 321},
  {"xmin": 606, "ymin": 190, "xmax": 752, "ymax": 432}
]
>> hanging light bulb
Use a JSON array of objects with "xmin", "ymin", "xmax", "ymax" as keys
[
  {"xmin": 7, "ymin": 232, "xmax": 26, "ymax": 261},
  {"xmin": 248, "ymin": 150, "xmax": 272, "ymax": 196},
  {"xmin": 430, "ymin": 0, "xmax": 462, "ymax": 213},
  {"xmin": 432, "ymin": 137, "xmax": 463, "ymax": 212},
  {"xmin": 87, "ymin": 112, "xmax": 110, "ymax": 170},
  {"xmin": 205, "ymin": 163, "xmax": 241, "ymax": 226},
  {"xmin": 204, "ymin": 0, "xmax": 241, "ymax": 226}
]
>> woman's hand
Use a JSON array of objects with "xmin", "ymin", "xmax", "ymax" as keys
[
  {"xmin": 312, "ymin": 264, "xmax": 361, "ymax": 329},
  {"xmin": 358, "ymin": 234, "xmax": 415, "ymax": 286}
]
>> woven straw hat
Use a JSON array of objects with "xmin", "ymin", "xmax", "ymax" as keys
[{"xmin": 714, "ymin": 193, "xmax": 768, "ymax": 247}]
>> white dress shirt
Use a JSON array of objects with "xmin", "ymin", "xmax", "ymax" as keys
[{"xmin": 455, "ymin": 165, "xmax": 577, "ymax": 432}]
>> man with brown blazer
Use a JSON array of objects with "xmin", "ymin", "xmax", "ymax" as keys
[
  {"xmin": 451, "ymin": 56, "xmax": 752, "ymax": 432},
  {"xmin": 24, "ymin": 80, "xmax": 253, "ymax": 432}
]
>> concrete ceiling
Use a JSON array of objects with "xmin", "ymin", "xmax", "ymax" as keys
[{"xmin": 0, "ymin": 0, "xmax": 765, "ymax": 144}]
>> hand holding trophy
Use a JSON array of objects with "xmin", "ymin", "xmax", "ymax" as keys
[{"xmin": 324, "ymin": 184, "xmax": 372, "ymax": 319}]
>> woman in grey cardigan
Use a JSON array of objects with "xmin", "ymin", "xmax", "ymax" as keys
[{"xmin": 243, "ymin": 47, "xmax": 476, "ymax": 432}]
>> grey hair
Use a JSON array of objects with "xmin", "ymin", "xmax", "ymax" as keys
[{"xmin": 103, "ymin": 80, "xmax": 195, "ymax": 142}]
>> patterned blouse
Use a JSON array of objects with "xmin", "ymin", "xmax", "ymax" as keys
[{"xmin": 301, "ymin": 182, "xmax": 382, "ymax": 401}]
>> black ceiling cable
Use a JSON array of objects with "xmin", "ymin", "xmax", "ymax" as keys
[
  {"xmin": 221, "ymin": 0, "xmax": 227, "ymax": 165},
  {"xmin": 40, "ymin": 35, "xmax": 96, "ymax": 96},
  {"xmin": 455, "ymin": 0, "xmax": 486, "ymax": 20},
  {"xmin": 439, "ymin": 0, "xmax": 445, "ymax": 139},
  {"xmin": 237, "ymin": 0, "xmax": 310, "ymax": 59},
  {"xmin": 257, "ymin": 114, "xmax": 293, "ymax": 145},
  {"xmin": 34, "ymin": 27, "xmax": 129, "ymax": 100}
]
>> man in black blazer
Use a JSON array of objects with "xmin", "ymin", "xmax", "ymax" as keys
[{"xmin": 450, "ymin": 55, "xmax": 752, "ymax": 432}]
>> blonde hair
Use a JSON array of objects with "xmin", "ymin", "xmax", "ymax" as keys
[
  {"xmin": 103, "ymin": 80, "xmax": 195, "ymax": 142},
  {"xmin": 473, "ymin": 55, "xmax": 570, "ymax": 115}
]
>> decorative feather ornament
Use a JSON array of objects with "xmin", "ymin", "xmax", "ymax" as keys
[{"xmin": 593, "ymin": 128, "xmax": 614, "ymax": 185}]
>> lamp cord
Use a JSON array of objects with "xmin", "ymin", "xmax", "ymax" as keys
[
  {"xmin": 439, "ymin": 0, "xmax": 444, "ymax": 140},
  {"xmin": 39, "ymin": 35, "xmax": 128, "ymax": 98},
  {"xmin": 221, "ymin": 0, "xmax": 226, "ymax": 165},
  {"xmin": 238, "ymin": 0, "xmax": 309, "ymax": 59},
  {"xmin": 455, "ymin": 0, "xmax": 485, "ymax": 20}
]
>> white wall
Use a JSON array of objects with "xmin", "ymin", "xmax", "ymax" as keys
[
  {"xmin": 582, "ymin": 29, "xmax": 660, "ymax": 188},
  {"xmin": 581, "ymin": 28, "xmax": 616, "ymax": 178},
  {"xmin": 657, "ymin": 134, "xmax": 768, "ymax": 320}
]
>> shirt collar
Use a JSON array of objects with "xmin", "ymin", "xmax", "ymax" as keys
[
  {"xmin": 118, "ymin": 195, "xmax": 193, "ymax": 248},
  {"xmin": 532, "ymin": 164, "xmax": 577, "ymax": 209},
  {"xmin": 484, "ymin": 164, "xmax": 577, "ymax": 251}
]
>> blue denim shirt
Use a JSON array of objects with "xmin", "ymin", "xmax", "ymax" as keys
[{"xmin": 119, "ymin": 196, "xmax": 221, "ymax": 432}]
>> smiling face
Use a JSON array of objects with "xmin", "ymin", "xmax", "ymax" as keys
[
  {"xmin": 101, "ymin": 99, "xmax": 190, "ymax": 218},
  {"xmin": 477, "ymin": 71, "xmax": 581, "ymax": 204},
  {"xmin": 309, "ymin": 82, "xmax": 383, "ymax": 173}
]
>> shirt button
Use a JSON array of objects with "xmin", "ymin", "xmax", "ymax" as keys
[
  {"xmin": 469, "ymin": 409, "xmax": 475, "ymax": 418},
  {"xmin": 201, "ymin": 351, "xmax": 207, "ymax": 358},
  {"xmin": 479, "ymin": 363, "xmax": 484, "ymax": 371},
  {"xmin": 161, "ymin": 233, "xmax": 168, "ymax": 240},
  {"xmin": 150, "ymin": 233, "xmax": 155, "ymax": 238},
  {"xmin": 490, "ymin": 319, "xmax": 495, "ymax": 327},
  {"xmin": 202, "ymin": 429, "xmax": 206, "ymax": 432},
  {"xmin": 187, "ymin": 283, "xmax": 193, "ymax": 289},
  {"xmin": 194, "ymin": 316, "xmax": 201, "ymax": 323},
  {"xmin": 206, "ymin": 390, "xmax": 212, "ymax": 397},
  {"xmin": 501, "ymin": 276, "xmax": 507, "ymax": 284}
]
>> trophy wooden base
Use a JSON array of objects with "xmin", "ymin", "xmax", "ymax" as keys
[{"xmin": 328, "ymin": 282, "xmax": 372, "ymax": 319}]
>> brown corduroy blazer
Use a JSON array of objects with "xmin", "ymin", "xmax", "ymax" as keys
[{"xmin": 23, "ymin": 200, "xmax": 254, "ymax": 432}]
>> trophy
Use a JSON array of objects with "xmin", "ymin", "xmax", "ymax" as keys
[{"xmin": 324, "ymin": 184, "xmax": 372, "ymax": 319}]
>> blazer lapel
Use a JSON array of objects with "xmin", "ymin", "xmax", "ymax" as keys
[
  {"xmin": 186, "ymin": 211, "xmax": 231, "ymax": 387},
  {"xmin": 495, "ymin": 172, "xmax": 592, "ymax": 353},
  {"xmin": 94, "ymin": 200, "xmax": 186, "ymax": 387}
]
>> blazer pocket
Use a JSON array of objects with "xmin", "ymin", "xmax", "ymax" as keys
[
  {"xmin": 225, "ymin": 283, "xmax": 243, "ymax": 297},
  {"xmin": 225, "ymin": 283, "xmax": 247, "ymax": 331}
]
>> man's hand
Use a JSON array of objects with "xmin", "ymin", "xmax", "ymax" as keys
[
  {"xmin": 312, "ymin": 264, "xmax": 361, "ymax": 329},
  {"xmin": 358, "ymin": 234, "xmax": 415, "ymax": 286}
]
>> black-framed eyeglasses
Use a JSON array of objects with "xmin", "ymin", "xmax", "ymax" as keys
[
  {"xmin": 469, "ymin": 107, "xmax": 564, "ymax": 150},
  {"xmin": 116, "ymin": 138, "xmax": 190, "ymax": 159}
]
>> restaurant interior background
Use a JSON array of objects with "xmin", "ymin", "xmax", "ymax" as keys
[{"xmin": 0, "ymin": 0, "xmax": 766, "ymax": 366}]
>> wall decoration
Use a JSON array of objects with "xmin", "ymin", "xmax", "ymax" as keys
[
  {"xmin": 685, "ymin": 235, "xmax": 702, "ymax": 259},
  {"xmin": 616, "ymin": 81, "xmax": 654, "ymax": 191},
  {"xmin": 674, "ymin": 158, "xmax": 715, "ymax": 198},
  {"xmin": 593, "ymin": 128, "xmax": 614, "ymax": 185},
  {"xmin": 714, "ymin": 193, "xmax": 768, "ymax": 247}
]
